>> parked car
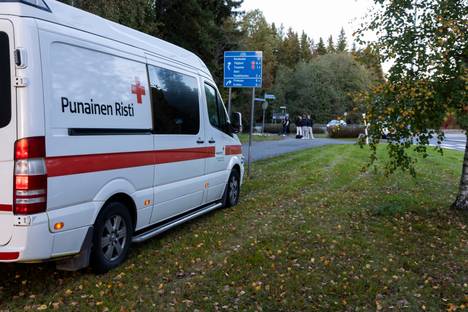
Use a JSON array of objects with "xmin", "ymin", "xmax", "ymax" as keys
[
  {"xmin": 327, "ymin": 120, "xmax": 347, "ymax": 129},
  {"xmin": 0, "ymin": 0, "xmax": 244, "ymax": 273}
]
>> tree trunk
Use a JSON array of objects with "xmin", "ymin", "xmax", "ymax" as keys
[{"xmin": 452, "ymin": 134, "xmax": 468, "ymax": 211}]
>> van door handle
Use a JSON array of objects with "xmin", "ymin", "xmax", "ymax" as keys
[
  {"xmin": 209, "ymin": 139, "xmax": 216, "ymax": 144},
  {"xmin": 196, "ymin": 139, "xmax": 205, "ymax": 144}
]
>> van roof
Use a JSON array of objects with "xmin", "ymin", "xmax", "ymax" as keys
[{"xmin": 1, "ymin": 0, "xmax": 213, "ymax": 78}]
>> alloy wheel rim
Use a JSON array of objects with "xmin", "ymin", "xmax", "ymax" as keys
[
  {"xmin": 229, "ymin": 176, "xmax": 239, "ymax": 204},
  {"xmin": 101, "ymin": 215, "xmax": 127, "ymax": 262}
]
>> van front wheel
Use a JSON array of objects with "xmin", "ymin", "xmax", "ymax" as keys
[
  {"xmin": 223, "ymin": 170, "xmax": 240, "ymax": 208},
  {"xmin": 91, "ymin": 202, "xmax": 133, "ymax": 274}
]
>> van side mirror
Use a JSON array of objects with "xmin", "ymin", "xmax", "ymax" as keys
[{"xmin": 230, "ymin": 112, "xmax": 242, "ymax": 134}]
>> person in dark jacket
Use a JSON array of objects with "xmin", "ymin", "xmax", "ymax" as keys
[{"xmin": 296, "ymin": 116, "xmax": 303, "ymax": 138}]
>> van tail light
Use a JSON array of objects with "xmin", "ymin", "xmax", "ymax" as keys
[{"xmin": 13, "ymin": 137, "xmax": 47, "ymax": 215}]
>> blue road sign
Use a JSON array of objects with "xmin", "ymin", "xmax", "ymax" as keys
[{"xmin": 224, "ymin": 51, "xmax": 263, "ymax": 88}]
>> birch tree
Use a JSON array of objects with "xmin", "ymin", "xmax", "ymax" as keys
[{"xmin": 358, "ymin": 0, "xmax": 467, "ymax": 210}]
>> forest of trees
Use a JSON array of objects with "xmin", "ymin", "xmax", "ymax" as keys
[{"xmin": 58, "ymin": 0, "xmax": 383, "ymax": 124}]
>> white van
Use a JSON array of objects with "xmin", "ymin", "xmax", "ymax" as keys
[{"xmin": 0, "ymin": 0, "xmax": 244, "ymax": 273}]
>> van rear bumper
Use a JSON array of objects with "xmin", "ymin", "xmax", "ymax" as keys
[
  {"xmin": 0, "ymin": 213, "xmax": 88, "ymax": 263},
  {"xmin": 0, "ymin": 213, "xmax": 52, "ymax": 262}
]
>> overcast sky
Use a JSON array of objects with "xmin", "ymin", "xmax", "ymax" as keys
[{"xmin": 241, "ymin": 0, "xmax": 375, "ymax": 46}]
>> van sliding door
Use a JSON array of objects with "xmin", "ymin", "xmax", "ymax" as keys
[{"xmin": 146, "ymin": 62, "xmax": 207, "ymax": 224}]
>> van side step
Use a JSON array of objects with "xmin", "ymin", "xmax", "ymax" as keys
[{"xmin": 132, "ymin": 202, "xmax": 223, "ymax": 243}]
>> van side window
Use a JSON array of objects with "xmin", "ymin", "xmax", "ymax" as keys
[
  {"xmin": 205, "ymin": 84, "xmax": 219, "ymax": 128},
  {"xmin": 204, "ymin": 83, "xmax": 230, "ymax": 134},
  {"xmin": 0, "ymin": 32, "xmax": 11, "ymax": 128},
  {"xmin": 216, "ymin": 93, "xmax": 228, "ymax": 130},
  {"xmin": 148, "ymin": 65, "xmax": 200, "ymax": 135}
]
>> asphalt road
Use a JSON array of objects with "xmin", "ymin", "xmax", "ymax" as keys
[
  {"xmin": 241, "ymin": 132, "xmax": 466, "ymax": 163},
  {"xmin": 242, "ymin": 136, "xmax": 354, "ymax": 162},
  {"xmin": 430, "ymin": 133, "xmax": 466, "ymax": 152}
]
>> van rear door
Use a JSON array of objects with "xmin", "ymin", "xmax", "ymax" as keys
[{"xmin": 0, "ymin": 19, "xmax": 16, "ymax": 246}]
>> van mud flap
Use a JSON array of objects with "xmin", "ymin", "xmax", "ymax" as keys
[{"xmin": 56, "ymin": 226, "xmax": 93, "ymax": 271}]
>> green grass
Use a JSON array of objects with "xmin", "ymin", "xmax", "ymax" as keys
[
  {"xmin": 237, "ymin": 133, "xmax": 283, "ymax": 144},
  {"xmin": 1, "ymin": 145, "xmax": 467, "ymax": 311}
]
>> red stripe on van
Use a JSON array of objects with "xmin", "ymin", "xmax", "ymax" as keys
[
  {"xmin": 46, "ymin": 151, "xmax": 155, "ymax": 177},
  {"xmin": 225, "ymin": 145, "xmax": 242, "ymax": 155},
  {"xmin": 0, "ymin": 204, "xmax": 12, "ymax": 212},
  {"xmin": 0, "ymin": 252, "xmax": 19, "ymax": 260},
  {"xmin": 46, "ymin": 147, "xmax": 215, "ymax": 177},
  {"xmin": 156, "ymin": 147, "xmax": 215, "ymax": 164}
]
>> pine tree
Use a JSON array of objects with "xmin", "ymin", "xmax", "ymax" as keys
[
  {"xmin": 271, "ymin": 23, "xmax": 278, "ymax": 37},
  {"xmin": 278, "ymin": 28, "xmax": 302, "ymax": 67},
  {"xmin": 300, "ymin": 31, "xmax": 312, "ymax": 62},
  {"xmin": 316, "ymin": 37, "xmax": 327, "ymax": 55},
  {"xmin": 336, "ymin": 27, "xmax": 347, "ymax": 52},
  {"xmin": 309, "ymin": 39, "xmax": 316, "ymax": 57},
  {"xmin": 327, "ymin": 35, "xmax": 335, "ymax": 54},
  {"xmin": 241, "ymin": 10, "xmax": 281, "ymax": 89}
]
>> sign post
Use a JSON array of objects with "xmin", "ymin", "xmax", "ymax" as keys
[
  {"xmin": 248, "ymin": 88, "xmax": 256, "ymax": 177},
  {"xmin": 262, "ymin": 101, "xmax": 268, "ymax": 134},
  {"xmin": 224, "ymin": 51, "xmax": 263, "ymax": 178},
  {"xmin": 227, "ymin": 87, "xmax": 232, "ymax": 116},
  {"xmin": 261, "ymin": 94, "xmax": 274, "ymax": 133}
]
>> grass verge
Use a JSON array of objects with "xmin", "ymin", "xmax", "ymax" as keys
[{"xmin": 0, "ymin": 145, "xmax": 466, "ymax": 311}]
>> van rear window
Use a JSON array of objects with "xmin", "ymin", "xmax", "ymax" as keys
[{"xmin": 0, "ymin": 32, "xmax": 11, "ymax": 128}]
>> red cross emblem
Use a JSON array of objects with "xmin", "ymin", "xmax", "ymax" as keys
[{"xmin": 131, "ymin": 78, "xmax": 146, "ymax": 104}]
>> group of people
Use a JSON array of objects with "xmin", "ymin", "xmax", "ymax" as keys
[
  {"xmin": 296, "ymin": 115, "xmax": 314, "ymax": 139},
  {"xmin": 281, "ymin": 114, "xmax": 314, "ymax": 139}
]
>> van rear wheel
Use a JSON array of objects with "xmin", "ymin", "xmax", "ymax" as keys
[
  {"xmin": 223, "ymin": 169, "xmax": 240, "ymax": 208},
  {"xmin": 91, "ymin": 202, "xmax": 133, "ymax": 274}
]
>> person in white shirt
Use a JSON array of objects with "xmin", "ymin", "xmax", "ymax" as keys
[
  {"xmin": 302, "ymin": 114, "xmax": 309, "ymax": 139},
  {"xmin": 307, "ymin": 115, "xmax": 315, "ymax": 139}
]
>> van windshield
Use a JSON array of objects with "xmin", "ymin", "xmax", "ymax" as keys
[
  {"xmin": 0, "ymin": 0, "xmax": 49, "ymax": 11},
  {"xmin": 0, "ymin": 31, "xmax": 11, "ymax": 128}
]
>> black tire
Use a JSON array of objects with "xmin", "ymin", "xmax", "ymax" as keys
[
  {"xmin": 223, "ymin": 169, "xmax": 241, "ymax": 208},
  {"xmin": 91, "ymin": 202, "xmax": 133, "ymax": 274}
]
